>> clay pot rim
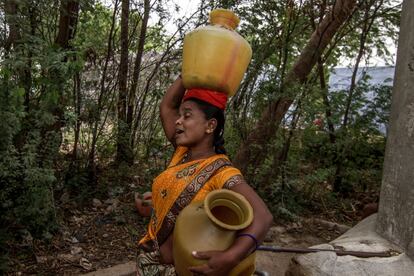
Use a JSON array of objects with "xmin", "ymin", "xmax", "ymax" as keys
[{"xmin": 204, "ymin": 189, "xmax": 253, "ymax": 230}]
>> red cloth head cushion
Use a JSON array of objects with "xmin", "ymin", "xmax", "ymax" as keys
[{"xmin": 182, "ymin": 88, "xmax": 228, "ymax": 110}]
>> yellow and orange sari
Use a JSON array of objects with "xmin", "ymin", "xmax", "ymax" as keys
[{"xmin": 137, "ymin": 146, "xmax": 243, "ymax": 274}]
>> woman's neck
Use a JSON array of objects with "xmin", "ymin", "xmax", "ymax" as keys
[{"xmin": 186, "ymin": 145, "xmax": 216, "ymax": 162}]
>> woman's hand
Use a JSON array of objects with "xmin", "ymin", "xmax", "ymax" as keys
[
  {"xmin": 188, "ymin": 250, "xmax": 237, "ymax": 276},
  {"xmin": 134, "ymin": 192, "xmax": 153, "ymax": 217}
]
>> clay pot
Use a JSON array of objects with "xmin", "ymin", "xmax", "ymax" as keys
[
  {"xmin": 135, "ymin": 191, "xmax": 152, "ymax": 217},
  {"xmin": 173, "ymin": 189, "xmax": 256, "ymax": 276},
  {"xmin": 182, "ymin": 9, "xmax": 252, "ymax": 96}
]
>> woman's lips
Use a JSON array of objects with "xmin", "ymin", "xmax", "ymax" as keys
[{"xmin": 175, "ymin": 129, "xmax": 184, "ymax": 137}]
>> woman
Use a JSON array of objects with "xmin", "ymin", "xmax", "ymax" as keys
[{"xmin": 137, "ymin": 76, "xmax": 273, "ymax": 275}]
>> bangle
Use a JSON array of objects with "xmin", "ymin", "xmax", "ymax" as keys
[{"xmin": 236, "ymin": 233, "xmax": 259, "ymax": 252}]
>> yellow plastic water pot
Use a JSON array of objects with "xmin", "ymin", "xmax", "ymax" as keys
[
  {"xmin": 173, "ymin": 189, "xmax": 256, "ymax": 276},
  {"xmin": 182, "ymin": 9, "xmax": 252, "ymax": 96}
]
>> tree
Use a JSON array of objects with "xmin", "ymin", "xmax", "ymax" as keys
[
  {"xmin": 0, "ymin": 0, "xmax": 80, "ymax": 239},
  {"xmin": 233, "ymin": 0, "xmax": 357, "ymax": 174},
  {"xmin": 116, "ymin": 0, "xmax": 133, "ymax": 164},
  {"xmin": 332, "ymin": 0, "xmax": 386, "ymax": 194},
  {"xmin": 128, "ymin": 0, "xmax": 151, "ymax": 147}
]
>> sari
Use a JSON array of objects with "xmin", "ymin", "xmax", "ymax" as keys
[{"xmin": 137, "ymin": 146, "xmax": 244, "ymax": 275}]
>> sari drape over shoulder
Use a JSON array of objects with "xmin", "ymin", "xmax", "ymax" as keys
[{"xmin": 138, "ymin": 146, "xmax": 244, "ymax": 252}]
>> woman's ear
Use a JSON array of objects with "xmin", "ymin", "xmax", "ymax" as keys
[{"xmin": 206, "ymin": 118, "xmax": 218, "ymax": 134}]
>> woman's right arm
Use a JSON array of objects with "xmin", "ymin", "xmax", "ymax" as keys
[{"xmin": 160, "ymin": 76, "xmax": 186, "ymax": 144}]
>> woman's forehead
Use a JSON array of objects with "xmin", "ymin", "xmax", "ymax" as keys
[{"xmin": 179, "ymin": 100, "xmax": 201, "ymax": 112}]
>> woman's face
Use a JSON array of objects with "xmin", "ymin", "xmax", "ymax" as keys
[{"xmin": 175, "ymin": 100, "xmax": 216, "ymax": 147}]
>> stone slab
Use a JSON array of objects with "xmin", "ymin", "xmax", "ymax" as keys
[
  {"xmin": 82, "ymin": 261, "xmax": 135, "ymax": 276},
  {"xmin": 286, "ymin": 215, "xmax": 414, "ymax": 276}
]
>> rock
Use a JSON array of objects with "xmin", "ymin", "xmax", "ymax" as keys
[
  {"xmin": 71, "ymin": 246, "xmax": 83, "ymax": 255},
  {"xmin": 92, "ymin": 198, "xmax": 102, "ymax": 207},
  {"xmin": 102, "ymin": 233, "xmax": 109, "ymax": 238},
  {"xmin": 81, "ymin": 261, "xmax": 136, "ymax": 276},
  {"xmin": 286, "ymin": 214, "xmax": 414, "ymax": 276},
  {"xmin": 71, "ymin": 237, "xmax": 79, "ymax": 244},
  {"xmin": 256, "ymin": 249, "xmax": 296, "ymax": 276},
  {"xmin": 35, "ymin": 255, "xmax": 48, "ymax": 264},
  {"xmin": 80, "ymin": 257, "xmax": 92, "ymax": 270},
  {"xmin": 279, "ymin": 235, "xmax": 296, "ymax": 245},
  {"xmin": 105, "ymin": 198, "xmax": 120, "ymax": 213},
  {"xmin": 272, "ymin": 226, "xmax": 287, "ymax": 234},
  {"xmin": 264, "ymin": 225, "xmax": 287, "ymax": 242},
  {"xmin": 58, "ymin": 253, "xmax": 80, "ymax": 263},
  {"xmin": 71, "ymin": 215, "xmax": 83, "ymax": 224},
  {"xmin": 104, "ymin": 198, "xmax": 115, "ymax": 205},
  {"xmin": 304, "ymin": 218, "xmax": 351, "ymax": 234},
  {"xmin": 106, "ymin": 205, "xmax": 115, "ymax": 213}
]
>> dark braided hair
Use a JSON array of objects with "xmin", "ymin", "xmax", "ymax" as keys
[{"xmin": 185, "ymin": 98, "xmax": 226, "ymax": 154}]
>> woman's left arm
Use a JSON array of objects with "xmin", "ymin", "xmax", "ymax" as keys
[
  {"xmin": 189, "ymin": 180, "xmax": 273, "ymax": 275},
  {"xmin": 225, "ymin": 181, "xmax": 273, "ymax": 259}
]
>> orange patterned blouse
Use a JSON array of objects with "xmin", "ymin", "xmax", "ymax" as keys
[{"xmin": 138, "ymin": 146, "xmax": 243, "ymax": 249}]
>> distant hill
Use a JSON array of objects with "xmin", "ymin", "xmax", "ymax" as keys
[
  {"xmin": 328, "ymin": 66, "xmax": 395, "ymax": 91},
  {"xmin": 328, "ymin": 66, "xmax": 395, "ymax": 135}
]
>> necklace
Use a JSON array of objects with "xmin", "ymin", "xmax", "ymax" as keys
[
  {"xmin": 181, "ymin": 149, "xmax": 217, "ymax": 164},
  {"xmin": 181, "ymin": 151, "xmax": 192, "ymax": 164}
]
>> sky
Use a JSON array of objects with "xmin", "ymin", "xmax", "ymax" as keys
[{"xmin": 148, "ymin": 0, "xmax": 199, "ymax": 34}]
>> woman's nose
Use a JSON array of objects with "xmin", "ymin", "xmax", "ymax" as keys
[{"xmin": 175, "ymin": 117, "xmax": 182, "ymax": 125}]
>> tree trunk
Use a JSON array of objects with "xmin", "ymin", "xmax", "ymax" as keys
[
  {"xmin": 132, "ymin": 37, "xmax": 182, "ymax": 143},
  {"xmin": 44, "ymin": 0, "xmax": 79, "ymax": 151},
  {"xmin": 333, "ymin": 0, "xmax": 383, "ymax": 194},
  {"xmin": 317, "ymin": 59, "xmax": 336, "ymax": 144},
  {"xmin": 55, "ymin": 0, "xmax": 80, "ymax": 49},
  {"xmin": 116, "ymin": 0, "xmax": 133, "ymax": 165},
  {"xmin": 7, "ymin": 1, "xmax": 31, "ymax": 150},
  {"xmin": 265, "ymin": 99, "xmax": 302, "ymax": 189},
  {"xmin": 233, "ymin": 0, "xmax": 357, "ymax": 173},
  {"xmin": 128, "ymin": 0, "xmax": 150, "ymax": 147},
  {"xmin": 72, "ymin": 72, "xmax": 81, "ymax": 161},
  {"xmin": 88, "ymin": 0, "xmax": 118, "ymax": 184},
  {"xmin": 3, "ymin": 0, "xmax": 20, "ymax": 53},
  {"xmin": 52, "ymin": 0, "xmax": 80, "ymax": 130}
]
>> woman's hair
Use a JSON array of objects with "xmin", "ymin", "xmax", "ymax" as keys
[{"xmin": 186, "ymin": 98, "xmax": 226, "ymax": 154}]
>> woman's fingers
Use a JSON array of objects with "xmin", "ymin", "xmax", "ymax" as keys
[
  {"xmin": 188, "ymin": 263, "xmax": 210, "ymax": 274},
  {"xmin": 191, "ymin": 250, "xmax": 215, "ymax": 260}
]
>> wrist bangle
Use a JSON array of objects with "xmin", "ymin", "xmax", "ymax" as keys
[{"xmin": 236, "ymin": 233, "xmax": 259, "ymax": 252}]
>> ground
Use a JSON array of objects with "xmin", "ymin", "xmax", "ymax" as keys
[
  {"xmin": 6, "ymin": 188, "xmax": 371, "ymax": 275},
  {"xmin": 256, "ymin": 219, "xmax": 348, "ymax": 275}
]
